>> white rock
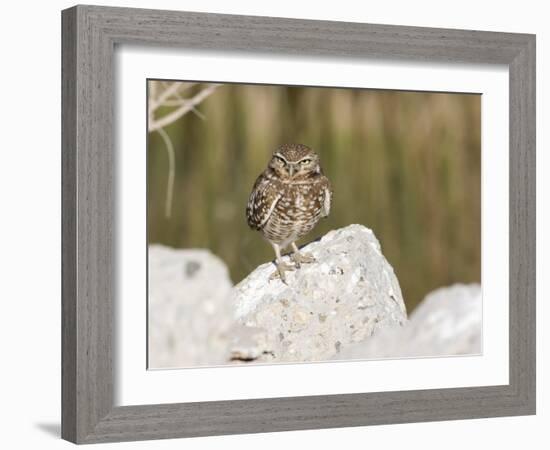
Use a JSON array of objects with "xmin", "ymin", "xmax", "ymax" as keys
[
  {"xmin": 147, "ymin": 245, "xmax": 235, "ymax": 368},
  {"xmin": 334, "ymin": 283, "xmax": 482, "ymax": 360},
  {"xmin": 231, "ymin": 224, "xmax": 407, "ymax": 363}
]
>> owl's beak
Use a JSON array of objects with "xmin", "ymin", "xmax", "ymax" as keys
[{"xmin": 288, "ymin": 165, "xmax": 295, "ymax": 177}]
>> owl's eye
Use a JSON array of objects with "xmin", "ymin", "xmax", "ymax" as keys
[
  {"xmin": 275, "ymin": 156, "xmax": 285, "ymax": 164},
  {"xmin": 300, "ymin": 159, "xmax": 311, "ymax": 165}
]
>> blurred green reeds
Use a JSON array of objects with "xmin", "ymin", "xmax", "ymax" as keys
[{"xmin": 147, "ymin": 81, "xmax": 481, "ymax": 312}]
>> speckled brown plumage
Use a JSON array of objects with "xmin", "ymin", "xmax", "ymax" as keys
[{"xmin": 246, "ymin": 144, "xmax": 332, "ymax": 281}]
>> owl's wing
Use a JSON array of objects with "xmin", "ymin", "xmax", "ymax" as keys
[
  {"xmin": 246, "ymin": 173, "xmax": 282, "ymax": 230},
  {"xmin": 321, "ymin": 177, "xmax": 332, "ymax": 217}
]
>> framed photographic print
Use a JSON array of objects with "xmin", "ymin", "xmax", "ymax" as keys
[{"xmin": 61, "ymin": 4, "xmax": 536, "ymax": 444}]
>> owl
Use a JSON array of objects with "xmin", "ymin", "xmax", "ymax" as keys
[{"xmin": 246, "ymin": 143, "xmax": 332, "ymax": 282}]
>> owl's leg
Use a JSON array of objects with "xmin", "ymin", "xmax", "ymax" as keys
[
  {"xmin": 269, "ymin": 242, "xmax": 295, "ymax": 283},
  {"xmin": 290, "ymin": 242, "xmax": 316, "ymax": 268}
]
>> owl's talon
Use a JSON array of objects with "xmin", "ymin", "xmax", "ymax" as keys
[
  {"xmin": 270, "ymin": 261, "xmax": 295, "ymax": 283},
  {"xmin": 291, "ymin": 251, "xmax": 316, "ymax": 268}
]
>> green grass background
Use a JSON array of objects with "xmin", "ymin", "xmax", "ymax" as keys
[{"xmin": 147, "ymin": 82, "xmax": 481, "ymax": 312}]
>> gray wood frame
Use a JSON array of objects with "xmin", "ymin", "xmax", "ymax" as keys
[{"xmin": 61, "ymin": 4, "xmax": 536, "ymax": 444}]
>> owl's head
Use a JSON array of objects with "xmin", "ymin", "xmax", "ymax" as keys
[{"xmin": 268, "ymin": 144, "xmax": 321, "ymax": 180}]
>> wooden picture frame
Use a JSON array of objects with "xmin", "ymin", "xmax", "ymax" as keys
[{"xmin": 61, "ymin": 4, "xmax": 536, "ymax": 444}]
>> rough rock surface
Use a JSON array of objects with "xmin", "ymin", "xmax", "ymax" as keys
[
  {"xmin": 231, "ymin": 224, "xmax": 407, "ymax": 363},
  {"xmin": 333, "ymin": 283, "xmax": 482, "ymax": 360},
  {"xmin": 147, "ymin": 245, "xmax": 236, "ymax": 368}
]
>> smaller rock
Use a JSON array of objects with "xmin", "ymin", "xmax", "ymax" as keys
[
  {"xmin": 228, "ymin": 326, "xmax": 271, "ymax": 363},
  {"xmin": 147, "ymin": 245, "xmax": 235, "ymax": 368},
  {"xmin": 333, "ymin": 283, "xmax": 482, "ymax": 360}
]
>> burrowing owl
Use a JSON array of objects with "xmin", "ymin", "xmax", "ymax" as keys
[{"xmin": 246, "ymin": 144, "xmax": 332, "ymax": 282}]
